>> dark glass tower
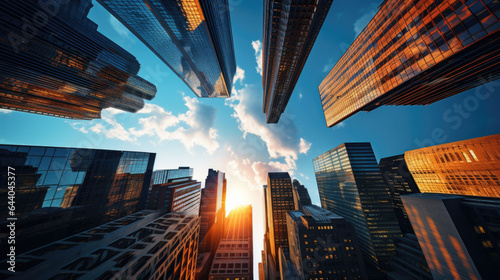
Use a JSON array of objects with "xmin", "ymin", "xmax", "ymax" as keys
[
  {"xmin": 262, "ymin": 0, "xmax": 333, "ymax": 123},
  {"xmin": 0, "ymin": 144, "xmax": 155, "ymax": 254},
  {"xmin": 313, "ymin": 143, "xmax": 402, "ymax": 273},
  {"xmin": 292, "ymin": 179, "xmax": 312, "ymax": 211},
  {"xmin": 379, "ymin": 154, "xmax": 420, "ymax": 234},
  {"xmin": 319, "ymin": 0, "xmax": 500, "ymax": 127},
  {"xmin": 96, "ymin": 0, "xmax": 236, "ymax": 98},
  {"xmin": 0, "ymin": 0, "xmax": 156, "ymax": 119},
  {"xmin": 209, "ymin": 205, "xmax": 253, "ymax": 279}
]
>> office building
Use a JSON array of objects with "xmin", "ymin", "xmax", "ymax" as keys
[
  {"xmin": 387, "ymin": 234, "xmax": 432, "ymax": 280},
  {"xmin": 262, "ymin": 0, "xmax": 333, "ymax": 123},
  {"xmin": 405, "ymin": 134, "xmax": 500, "ymax": 197},
  {"xmin": 258, "ymin": 263, "xmax": 264, "ymax": 280},
  {"xmin": 0, "ymin": 0, "xmax": 156, "ymax": 119},
  {"xmin": 319, "ymin": 0, "xmax": 500, "ymax": 127},
  {"xmin": 265, "ymin": 172, "xmax": 296, "ymax": 266},
  {"xmin": 147, "ymin": 178, "xmax": 201, "ymax": 216},
  {"xmin": 0, "ymin": 144, "xmax": 155, "ymax": 254},
  {"xmin": 262, "ymin": 184, "xmax": 279, "ymax": 280},
  {"xmin": 209, "ymin": 205, "xmax": 253, "ymax": 279},
  {"xmin": 196, "ymin": 169, "xmax": 227, "ymax": 279},
  {"xmin": 97, "ymin": 0, "xmax": 236, "ymax": 98},
  {"xmin": 313, "ymin": 143, "xmax": 402, "ymax": 273},
  {"xmin": 0, "ymin": 210, "xmax": 200, "ymax": 280},
  {"xmin": 287, "ymin": 205, "xmax": 367, "ymax": 280},
  {"xmin": 402, "ymin": 193, "xmax": 500, "ymax": 280},
  {"xmin": 292, "ymin": 179, "xmax": 312, "ymax": 211},
  {"xmin": 379, "ymin": 154, "xmax": 420, "ymax": 234},
  {"xmin": 151, "ymin": 167, "xmax": 194, "ymax": 185}
]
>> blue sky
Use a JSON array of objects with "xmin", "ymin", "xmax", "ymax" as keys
[{"xmin": 1, "ymin": 0, "xmax": 500, "ymax": 277}]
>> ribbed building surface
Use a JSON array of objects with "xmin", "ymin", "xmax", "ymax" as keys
[
  {"xmin": 97, "ymin": 0, "xmax": 236, "ymax": 98},
  {"xmin": 313, "ymin": 143, "xmax": 402, "ymax": 274},
  {"xmin": 405, "ymin": 134, "xmax": 500, "ymax": 197},
  {"xmin": 209, "ymin": 205, "xmax": 253, "ymax": 279},
  {"xmin": 1, "ymin": 211, "xmax": 200, "ymax": 280},
  {"xmin": 0, "ymin": 0, "xmax": 156, "ymax": 119},
  {"xmin": 319, "ymin": 0, "xmax": 500, "ymax": 127},
  {"xmin": 262, "ymin": 0, "xmax": 333, "ymax": 123}
]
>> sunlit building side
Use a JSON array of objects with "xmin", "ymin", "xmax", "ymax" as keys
[{"xmin": 319, "ymin": 0, "xmax": 500, "ymax": 127}]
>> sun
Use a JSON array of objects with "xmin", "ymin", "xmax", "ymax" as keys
[{"xmin": 225, "ymin": 186, "xmax": 246, "ymax": 214}]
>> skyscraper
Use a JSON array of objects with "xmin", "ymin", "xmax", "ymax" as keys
[
  {"xmin": 319, "ymin": 0, "xmax": 500, "ymax": 127},
  {"xmin": 292, "ymin": 179, "xmax": 312, "ymax": 211},
  {"xmin": 96, "ymin": 0, "xmax": 236, "ymax": 98},
  {"xmin": 209, "ymin": 205, "xmax": 253, "ymax": 279},
  {"xmin": 265, "ymin": 172, "xmax": 296, "ymax": 265},
  {"xmin": 0, "ymin": 144, "xmax": 155, "ymax": 254},
  {"xmin": 0, "ymin": 0, "xmax": 156, "ymax": 119},
  {"xmin": 262, "ymin": 0, "xmax": 334, "ymax": 123},
  {"xmin": 379, "ymin": 154, "xmax": 420, "ymax": 234},
  {"xmin": 197, "ymin": 169, "xmax": 227, "ymax": 279},
  {"xmin": 286, "ymin": 205, "xmax": 367, "ymax": 279},
  {"xmin": 147, "ymin": 173, "xmax": 201, "ymax": 216},
  {"xmin": 405, "ymin": 134, "xmax": 500, "ymax": 197},
  {"xmin": 1, "ymin": 210, "xmax": 200, "ymax": 280},
  {"xmin": 402, "ymin": 193, "xmax": 500, "ymax": 280},
  {"xmin": 387, "ymin": 234, "xmax": 432, "ymax": 280},
  {"xmin": 313, "ymin": 143, "xmax": 402, "ymax": 273},
  {"xmin": 262, "ymin": 184, "xmax": 280, "ymax": 280}
]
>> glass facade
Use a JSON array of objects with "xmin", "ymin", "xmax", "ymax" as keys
[
  {"xmin": 262, "ymin": 0, "xmax": 333, "ymax": 123},
  {"xmin": 313, "ymin": 143, "xmax": 402, "ymax": 273},
  {"xmin": 292, "ymin": 179, "xmax": 312, "ymax": 211},
  {"xmin": 387, "ymin": 234, "xmax": 432, "ymax": 280},
  {"xmin": 209, "ymin": 205, "xmax": 253, "ymax": 279},
  {"xmin": 405, "ymin": 134, "xmax": 500, "ymax": 197},
  {"xmin": 379, "ymin": 154, "xmax": 420, "ymax": 234},
  {"xmin": 286, "ymin": 206, "xmax": 367, "ymax": 280},
  {"xmin": 0, "ymin": 0, "xmax": 156, "ymax": 119},
  {"xmin": 319, "ymin": 0, "xmax": 500, "ymax": 127},
  {"xmin": 0, "ymin": 211, "xmax": 200, "ymax": 280},
  {"xmin": 96, "ymin": 0, "xmax": 236, "ymax": 98},
  {"xmin": 0, "ymin": 144, "xmax": 155, "ymax": 254},
  {"xmin": 147, "ymin": 179, "xmax": 201, "ymax": 216}
]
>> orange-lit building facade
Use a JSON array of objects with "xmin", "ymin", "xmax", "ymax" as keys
[
  {"xmin": 0, "ymin": 0, "xmax": 156, "ymax": 119},
  {"xmin": 97, "ymin": 0, "xmax": 236, "ymax": 98},
  {"xmin": 319, "ymin": 0, "xmax": 500, "ymax": 127},
  {"xmin": 405, "ymin": 134, "xmax": 500, "ymax": 197},
  {"xmin": 209, "ymin": 205, "xmax": 253, "ymax": 279}
]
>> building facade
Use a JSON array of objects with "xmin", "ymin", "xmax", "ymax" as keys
[
  {"xmin": 97, "ymin": 0, "xmax": 236, "ymax": 98},
  {"xmin": 402, "ymin": 193, "xmax": 499, "ymax": 280},
  {"xmin": 313, "ymin": 143, "xmax": 402, "ymax": 273},
  {"xmin": 379, "ymin": 154, "xmax": 420, "ymax": 234},
  {"xmin": 209, "ymin": 205, "xmax": 253, "ymax": 279},
  {"xmin": 1, "ymin": 210, "xmax": 200, "ymax": 280},
  {"xmin": 151, "ymin": 167, "xmax": 194, "ymax": 185},
  {"xmin": 319, "ymin": 0, "xmax": 500, "ymax": 127},
  {"xmin": 387, "ymin": 234, "xmax": 432, "ymax": 280},
  {"xmin": 405, "ymin": 134, "xmax": 500, "ymax": 197},
  {"xmin": 0, "ymin": 144, "xmax": 155, "ymax": 254},
  {"xmin": 287, "ymin": 205, "xmax": 367, "ymax": 280},
  {"xmin": 292, "ymin": 179, "xmax": 312, "ymax": 211},
  {"xmin": 0, "ymin": 0, "xmax": 156, "ymax": 119},
  {"xmin": 262, "ymin": 0, "xmax": 333, "ymax": 123},
  {"xmin": 147, "ymin": 179, "xmax": 201, "ymax": 216}
]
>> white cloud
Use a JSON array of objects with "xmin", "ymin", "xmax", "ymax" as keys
[
  {"xmin": 353, "ymin": 9, "xmax": 377, "ymax": 38},
  {"xmin": 69, "ymin": 97, "xmax": 220, "ymax": 154},
  {"xmin": 109, "ymin": 15, "xmax": 132, "ymax": 38},
  {"xmin": 233, "ymin": 66, "xmax": 245, "ymax": 84},
  {"xmin": 298, "ymin": 92, "xmax": 303, "ymax": 100},
  {"xmin": 251, "ymin": 40, "xmax": 263, "ymax": 76},
  {"xmin": 323, "ymin": 57, "xmax": 335, "ymax": 73},
  {"xmin": 299, "ymin": 138, "xmax": 312, "ymax": 154},
  {"xmin": 0, "ymin": 109, "xmax": 12, "ymax": 114}
]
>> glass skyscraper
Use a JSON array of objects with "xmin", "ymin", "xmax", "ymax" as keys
[
  {"xmin": 292, "ymin": 179, "xmax": 312, "ymax": 211},
  {"xmin": 0, "ymin": 0, "xmax": 156, "ymax": 119},
  {"xmin": 319, "ymin": 0, "xmax": 500, "ymax": 127},
  {"xmin": 405, "ymin": 134, "xmax": 500, "ymax": 197},
  {"xmin": 0, "ymin": 144, "xmax": 155, "ymax": 254},
  {"xmin": 262, "ymin": 0, "xmax": 333, "ymax": 123},
  {"xmin": 313, "ymin": 143, "xmax": 402, "ymax": 274},
  {"xmin": 379, "ymin": 154, "xmax": 420, "ymax": 234},
  {"xmin": 96, "ymin": 0, "xmax": 236, "ymax": 98}
]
